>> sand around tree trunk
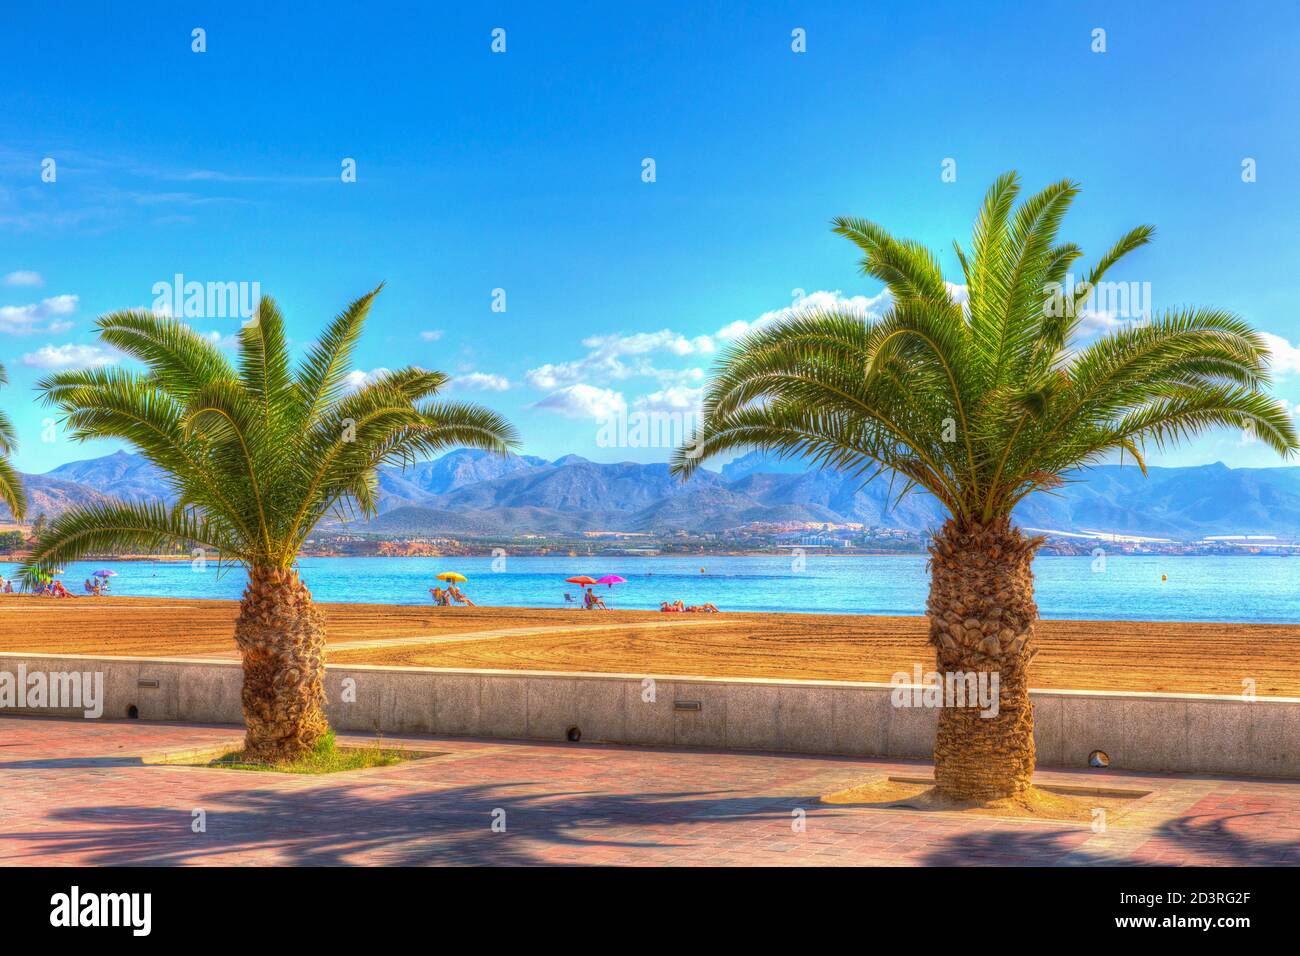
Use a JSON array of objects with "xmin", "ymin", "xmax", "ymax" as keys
[{"xmin": 821, "ymin": 777, "xmax": 1143, "ymax": 821}]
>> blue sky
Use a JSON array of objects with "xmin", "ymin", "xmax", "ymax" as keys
[{"xmin": 3, "ymin": 0, "xmax": 1299, "ymax": 474}]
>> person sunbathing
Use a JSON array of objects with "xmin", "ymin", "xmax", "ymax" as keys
[
  {"xmin": 429, "ymin": 586, "xmax": 450, "ymax": 606},
  {"xmin": 51, "ymin": 580, "xmax": 72, "ymax": 598},
  {"xmin": 588, "ymin": 588, "xmax": 608, "ymax": 610},
  {"xmin": 448, "ymin": 585, "xmax": 476, "ymax": 607},
  {"xmin": 686, "ymin": 603, "xmax": 720, "ymax": 613},
  {"xmin": 659, "ymin": 599, "xmax": 686, "ymax": 612}
]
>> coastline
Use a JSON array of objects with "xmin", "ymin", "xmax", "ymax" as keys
[
  {"xmin": 4, "ymin": 552, "xmax": 1297, "ymax": 624},
  {"xmin": 6, "ymin": 550, "xmax": 1298, "ymax": 563}
]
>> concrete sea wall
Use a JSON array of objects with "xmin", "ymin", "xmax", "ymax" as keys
[{"xmin": 2, "ymin": 652, "xmax": 1296, "ymax": 778}]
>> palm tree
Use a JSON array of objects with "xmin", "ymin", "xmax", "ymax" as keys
[
  {"xmin": 23, "ymin": 287, "xmax": 519, "ymax": 761},
  {"xmin": 0, "ymin": 364, "xmax": 26, "ymax": 522},
  {"xmin": 672, "ymin": 173, "xmax": 1297, "ymax": 801}
]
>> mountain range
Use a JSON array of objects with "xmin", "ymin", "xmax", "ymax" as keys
[{"xmin": 6, "ymin": 448, "xmax": 1300, "ymax": 540}]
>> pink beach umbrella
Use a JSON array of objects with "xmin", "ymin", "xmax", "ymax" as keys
[{"xmin": 596, "ymin": 574, "xmax": 627, "ymax": 588}]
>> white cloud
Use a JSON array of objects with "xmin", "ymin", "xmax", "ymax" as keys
[
  {"xmin": 33, "ymin": 293, "xmax": 76, "ymax": 315},
  {"xmin": 633, "ymin": 385, "xmax": 705, "ymax": 414},
  {"xmin": 525, "ymin": 354, "xmax": 642, "ymax": 389},
  {"xmin": 532, "ymin": 383, "xmax": 627, "ymax": 420},
  {"xmin": 525, "ymin": 328, "xmax": 717, "ymax": 391},
  {"xmin": 526, "ymin": 360, "xmax": 592, "ymax": 390},
  {"xmin": 716, "ymin": 289, "xmax": 894, "ymax": 342},
  {"xmin": 1072, "ymin": 306, "xmax": 1155, "ymax": 340},
  {"xmin": 0, "ymin": 293, "xmax": 79, "ymax": 334},
  {"xmin": 525, "ymin": 352, "xmax": 646, "ymax": 390},
  {"xmin": 419, "ymin": 330, "xmax": 444, "ymax": 342},
  {"xmin": 1073, "ymin": 309, "xmax": 1125, "ymax": 337},
  {"xmin": 1261, "ymin": 332, "xmax": 1300, "ymax": 376},
  {"xmin": 653, "ymin": 366, "xmax": 705, "ymax": 386},
  {"xmin": 21, "ymin": 343, "xmax": 118, "ymax": 370},
  {"xmin": 580, "ymin": 329, "xmax": 714, "ymax": 358},
  {"xmin": 343, "ymin": 367, "xmax": 391, "ymax": 391},
  {"xmin": 2, "ymin": 270, "xmax": 42, "ymax": 287},
  {"xmin": 450, "ymin": 371, "xmax": 510, "ymax": 391},
  {"xmin": 520, "ymin": 288, "xmax": 919, "ymax": 402}
]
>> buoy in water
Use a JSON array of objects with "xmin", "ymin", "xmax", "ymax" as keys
[{"xmin": 1161, "ymin": 574, "xmax": 1167, "ymax": 582}]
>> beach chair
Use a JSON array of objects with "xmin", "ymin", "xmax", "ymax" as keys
[{"xmin": 563, "ymin": 592, "xmax": 576, "ymax": 605}]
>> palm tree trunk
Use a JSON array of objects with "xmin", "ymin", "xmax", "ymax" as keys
[
  {"xmin": 926, "ymin": 517, "xmax": 1041, "ymax": 800},
  {"xmin": 234, "ymin": 565, "xmax": 329, "ymax": 761}
]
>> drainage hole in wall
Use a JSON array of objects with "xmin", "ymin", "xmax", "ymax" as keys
[
  {"xmin": 565, "ymin": 726, "xmax": 582, "ymax": 742},
  {"xmin": 1088, "ymin": 749, "xmax": 1110, "ymax": 768},
  {"xmin": 126, "ymin": 704, "xmax": 140, "ymax": 720}
]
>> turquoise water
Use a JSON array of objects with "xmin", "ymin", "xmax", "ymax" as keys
[{"xmin": 4, "ymin": 554, "xmax": 1296, "ymax": 623}]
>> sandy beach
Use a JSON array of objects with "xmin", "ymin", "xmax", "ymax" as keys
[{"xmin": 2, "ymin": 596, "xmax": 1297, "ymax": 697}]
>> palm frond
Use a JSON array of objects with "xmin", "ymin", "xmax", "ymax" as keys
[
  {"xmin": 20, "ymin": 500, "xmax": 239, "ymax": 584},
  {"xmin": 0, "ymin": 455, "xmax": 26, "ymax": 522},
  {"xmin": 96, "ymin": 310, "xmax": 234, "ymax": 399},
  {"xmin": 294, "ymin": 284, "xmax": 383, "ymax": 428}
]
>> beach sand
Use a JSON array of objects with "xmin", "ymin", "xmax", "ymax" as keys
[{"xmin": 2, "ymin": 596, "xmax": 1298, "ymax": 696}]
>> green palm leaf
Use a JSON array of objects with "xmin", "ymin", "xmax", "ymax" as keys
[{"xmin": 20, "ymin": 500, "xmax": 238, "ymax": 586}]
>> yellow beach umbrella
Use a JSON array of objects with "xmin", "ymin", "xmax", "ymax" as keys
[{"xmin": 436, "ymin": 572, "xmax": 467, "ymax": 583}]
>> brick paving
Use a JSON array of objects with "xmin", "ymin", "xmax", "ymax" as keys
[{"xmin": 1, "ymin": 715, "xmax": 1298, "ymax": 866}]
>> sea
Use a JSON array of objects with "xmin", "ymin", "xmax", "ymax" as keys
[{"xmin": 3, "ymin": 554, "xmax": 1296, "ymax": 624}]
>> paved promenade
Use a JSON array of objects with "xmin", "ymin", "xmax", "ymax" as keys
[{"xmin": 1, "ymin": 716, "xmax": 1297, "ymax": 866}]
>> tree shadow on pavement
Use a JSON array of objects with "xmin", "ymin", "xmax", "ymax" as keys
[
  {"xmin": 916, "ymin": 810, "xmax": 1300, "ymax": 866},
  {"xmin": 0, "ymin": 782, "xmax": 831, "ymax": 866}
]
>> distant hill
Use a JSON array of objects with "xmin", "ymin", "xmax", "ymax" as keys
[
  {"xmin": 720, "ymin": 450, "xmax": 819, "ymax": 481},
  {"xmin": 1013, "ymin": 461, "xmax": 1300, "ymax": 538},
  {"xmin": 9, "ymin": 448, "xmax": 1300, "ymax": 540},
  {"xmin": 376, "ymin": 449, "xmax": 550, "ymax": 510},
  {"xmin": 0, "ymin": 473, "xmax": 114, "ymax": 523},
  {"xmin": 45, "ymin": 450, "xmax": 171, "ymax": 502}
]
